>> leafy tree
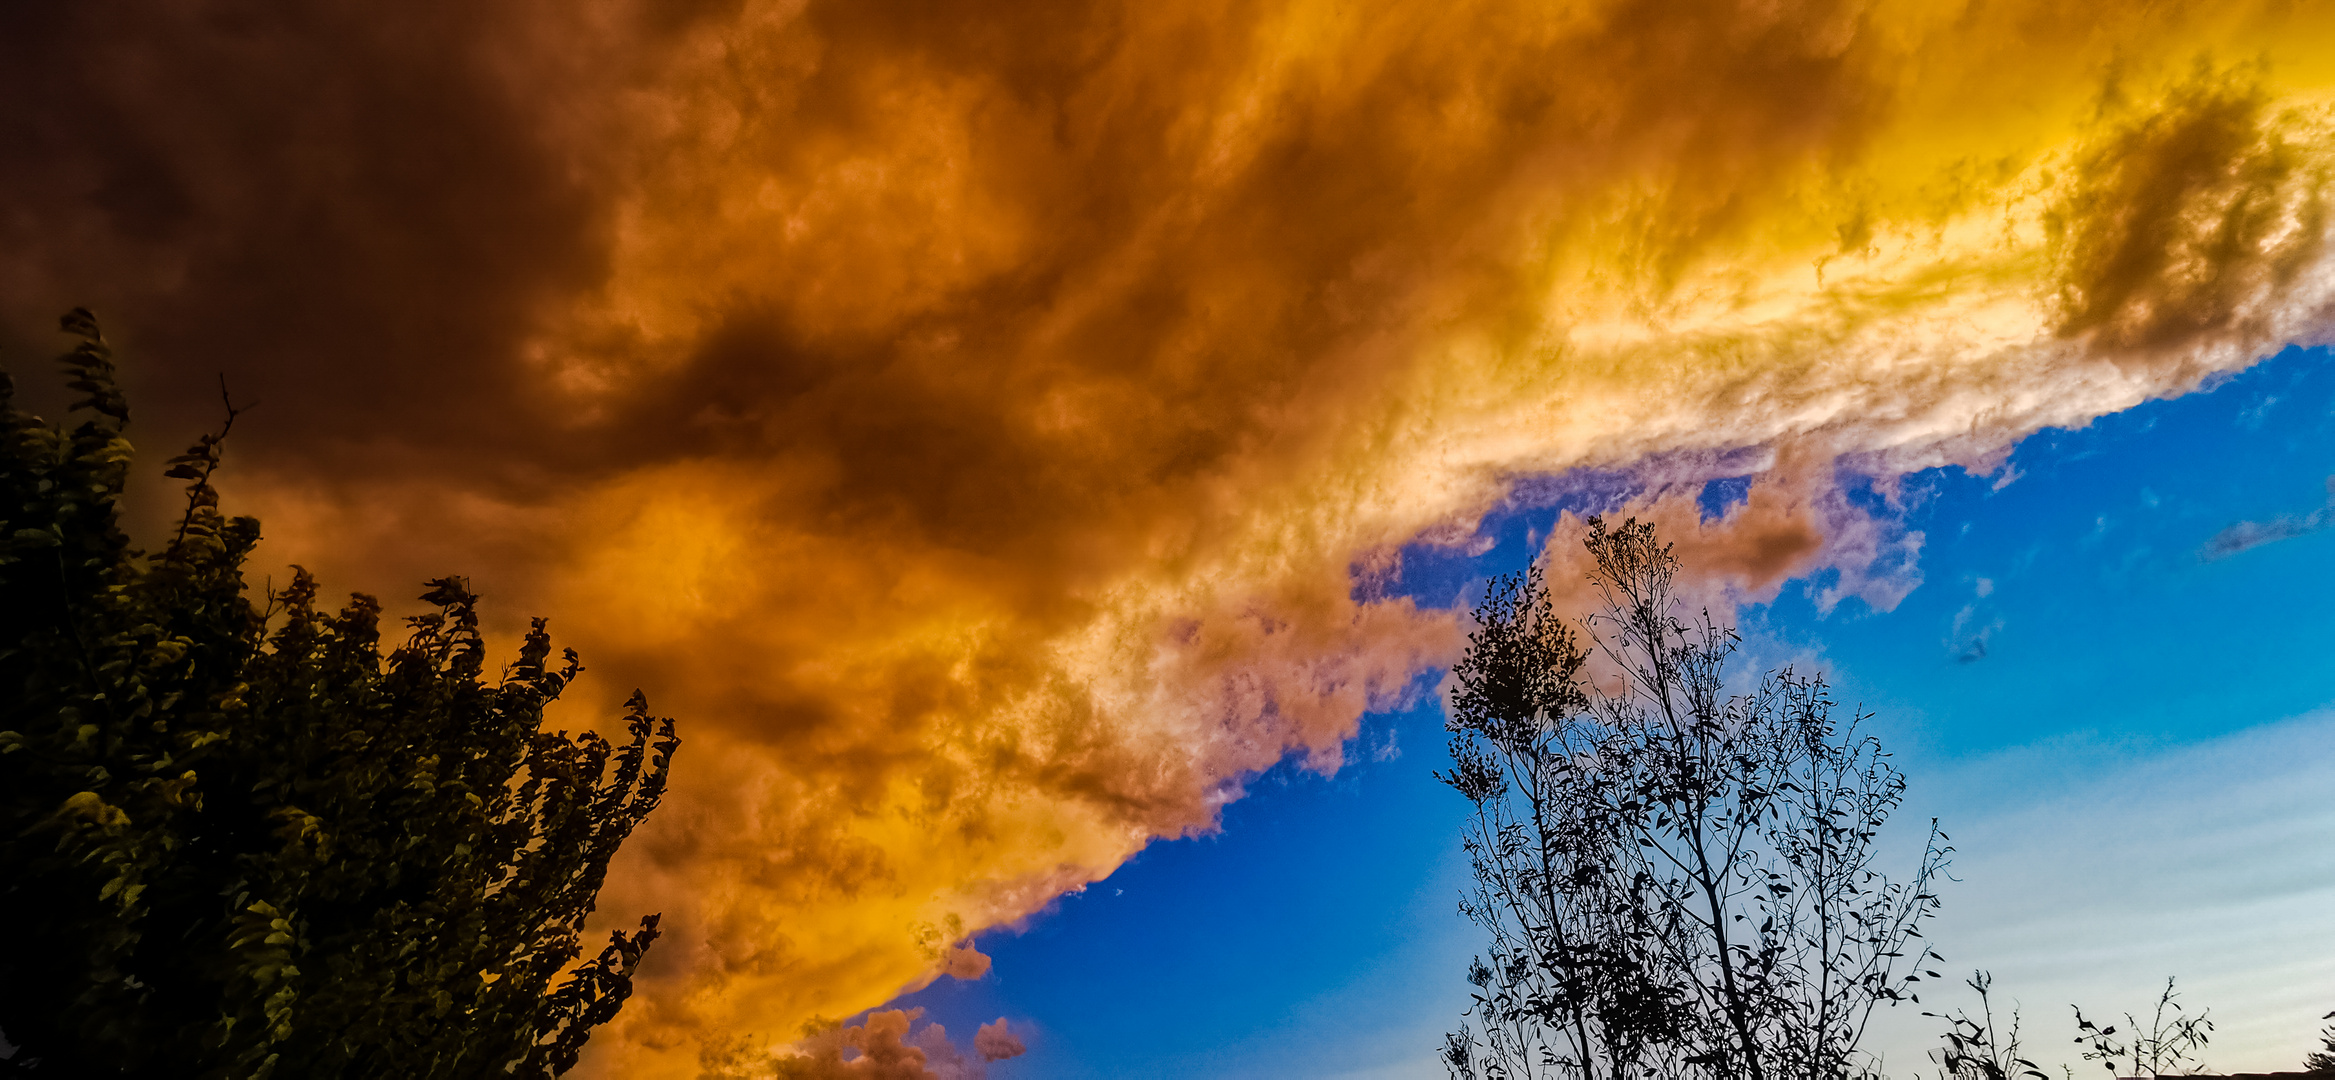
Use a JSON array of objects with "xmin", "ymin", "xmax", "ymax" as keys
[
  {"xmin": 1439, "ymin": 518, "xmax": 1949, "ymax": 1080},
  {"xmin": 0, "ymin": 310, "xmax": 676, "ymax": 1077}
]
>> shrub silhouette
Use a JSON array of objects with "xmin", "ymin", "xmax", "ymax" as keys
[{"xmin": 0, "ymin": 310, "xmax": 674, "ymax": 1077}]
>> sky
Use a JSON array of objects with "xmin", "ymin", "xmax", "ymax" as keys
[
  {"xmin": 887, "ymin": 340, "xmax": 2335, "ymax": 1077},
  {"xmin": 3, "ymin": 1, "xmax": 2335, "ymax": 1076}
]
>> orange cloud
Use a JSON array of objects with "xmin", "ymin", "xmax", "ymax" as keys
[
  {"xmin": 1530, "ymin": 448, "xmax": 1924, "ymax": 626},
  {"xmin": 973, "ymin": 1019, "xmax": 1025, "ymax": 1064},
  {"xmin": 5, "ymin": 0, "xmax": 2335, "ymax": 1074},
  {"xmin": 704, "ymin": 1007, "xmax": 1015, "ymax": 1080}
]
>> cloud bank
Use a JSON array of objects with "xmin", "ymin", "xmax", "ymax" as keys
[{"xmin": 5, "ymin": 0, "xmax": 2335, "ymax": 1072}]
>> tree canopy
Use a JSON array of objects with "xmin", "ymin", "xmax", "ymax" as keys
[
  {"xmin": 1440, "ymin": 518, "xmax": 1947, "ymax": 1080},
  {"xmin": 0, "ymin": 310, "xmax": 675, "ymax": 1077}
]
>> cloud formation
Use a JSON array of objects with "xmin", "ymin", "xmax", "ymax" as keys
[
  {"xmin": 5, "ymin": 0, "xmax": 2335, "ymax": 1073},
  {"xmin": 972, "ymin": 1019, "xmax": 1025, "ymax": 1064},
  {"xmin": 707, "ymin": 1008, "xmax": 1018, "ymax": 1080},
  {"xmin": 2202, "ymin": 477, "xmax": 2335, "ymax": 559}
]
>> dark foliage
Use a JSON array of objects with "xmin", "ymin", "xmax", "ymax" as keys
[
  {"xmin": 0, "ymin": 311, "xmax": 675, "ymax": 1077},
  {"xmin": 2305, "ymin": 1007, "xmax": 2335, "ymax": 1073},
  {"xmin": 1923, "ymin": 971, "xmax": 2047, "ymax": 1080},
  {"xmin": 1439, "ymin": 518, "xmax": 1948, "ymax": 1080},
  {"xmin": 2070, "ymin": 978, "xmax": 2212, "ymax": 1079}
]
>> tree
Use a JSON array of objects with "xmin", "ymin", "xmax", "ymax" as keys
[
  {"xmin": 2307, "ymin": 1010, "xmax": 2335, "ymax": 1074},
  {"xmin": 1439, "ymin": 518, "xmax": 1949, "ymax": 1080},
  {"xmin": 0, "ymin": 310, "xmax": 676, "ymax": 1077}
]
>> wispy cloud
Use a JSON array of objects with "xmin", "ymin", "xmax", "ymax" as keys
[
  {"xmin": 1948, "ymin": 578, "xmax": 2002, "ymax": 663},
  {"xmin": 2201, "ymin": 478, "xmax": 2335, "ymax": 560}
]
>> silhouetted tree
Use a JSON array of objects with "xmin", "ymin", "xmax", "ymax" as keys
[
  {"xmin": 1923, "ymin": 971, "xmax": 2046, "ymax": 1080},
  {"xmin": 1440, "ymin": 518, "xmax": 1949, "ymax": 1080},
  {"xmin": 1920, "ymin": 972, "xmax": 2231, "ymax": 1080},
  {"xmin": 2070, "ymin": 979, "xmax": 2212, "ymax": 1079},
  {"xmin": 0, "ymin": 310, "xmax": 675, "ymax": 1077},
  {"xmin": 2307, "ymin": 1010, "xmax": 2335, "ymax": 1073}
]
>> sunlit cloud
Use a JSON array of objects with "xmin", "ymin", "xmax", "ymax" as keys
[{"xmin": 5, "ymin": 0, "xmax": 2335, "ymax": 1072}]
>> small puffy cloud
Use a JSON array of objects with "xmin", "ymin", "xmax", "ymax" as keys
[
  {"xmin": 938, "ymin": 944, "xmax": 991, "ymax": 982},
  {"xmin": 973, "ymin": 1019, "xmax": 1026, "ymax": 1063}
]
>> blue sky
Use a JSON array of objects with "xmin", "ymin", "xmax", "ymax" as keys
[{"xmin": 886, "ymin": 344, "xmax": 2335, "ymax": 1077}]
